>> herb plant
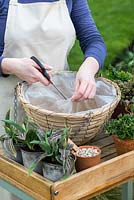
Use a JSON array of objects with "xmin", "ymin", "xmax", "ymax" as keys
[{"xmin": 105, "ymin": 114, "xmax": 134, "ymax": 140}]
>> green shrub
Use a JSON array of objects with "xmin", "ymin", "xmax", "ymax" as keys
[{"xmin": 105, "ymin": 114, "xmax": 134, "ymax": 140}]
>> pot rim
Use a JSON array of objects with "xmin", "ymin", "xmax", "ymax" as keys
[
  {"xmin": 42, "ymin": 161, "xmax": 63, "ymax": 167},
  {"xmin": 21, "ymin": 149, "xmax": 44, "ymax": 154},
  {"xmin": 72, "ymin": 145, "xmax": 101, "ymax": 158},
  {"xmin": 112, "ymin": 134, "xmax": 134, "ymax": 141}
]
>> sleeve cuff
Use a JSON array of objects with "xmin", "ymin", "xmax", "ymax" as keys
[
  {"xmin": 0, "ymin": 56, "xmax": 9, "ymax": 77},
  {"xmin": 84, "ymin": 44, "xmax": 107, "ymax": 68}
]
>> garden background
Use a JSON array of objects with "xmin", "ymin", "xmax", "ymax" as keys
[
  {"xmin": 69, "ymin": 0, "xmax": 134, "ymax": 69},
  {"xmin": 69, "ymin": 0, "xmax": 134, "ymax": 199}
]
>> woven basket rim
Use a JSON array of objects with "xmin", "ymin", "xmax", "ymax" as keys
[{"xmin": 17, "ymin": 74, "xmax": 121, "ymax": 119}]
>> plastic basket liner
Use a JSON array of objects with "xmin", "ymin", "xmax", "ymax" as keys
[{"xmin": 22, "ymin": 72, "xmax": 117, "ymax": 115}]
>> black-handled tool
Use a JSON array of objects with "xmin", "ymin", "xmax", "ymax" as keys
[
  {"xmin": 31, "ymin": 56, "xmax": 67, "ymax": 100},
  {"xmin": 31, "ymin": 56, "xmax": 51, "ymax": 82}
]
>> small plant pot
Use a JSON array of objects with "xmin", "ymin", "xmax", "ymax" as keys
[
  {"xmin": 73, "ymin": 145, "xmax": 101, "ymax": 172},
  {"xmin": 42, "ymin": 162, "xmax": 64, "ymax": 182},
  {"xmin": 112, "ymin": 135, "xmax": 134, "ymax": 155},
  {"xmin": 42, "ymin": 156, "xmax": 75, "ymax": 182},
  {"xmin": 1, "ymin": 141, "xmax": 24, "ymax": 164},
  {"xmin": 21, "ymin": 149, "xmax": 43, "ymax": 175}
]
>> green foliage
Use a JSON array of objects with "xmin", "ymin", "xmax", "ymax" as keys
[
  {"xmin": 0, "ymin": 109, "xmax": 41, "ymax": 157},
  {"xmin": 112, "ymin": 50, "xmax": 134, "ymax": 74},
  {"xmin": 116, "ymin": 71, "xmax": 132, "ymax": 82},
  {"xmin": 22, "ymin": 129, "xmax": 39, "ymax": 151},
  {"xmin": 115, "ymin": 77, "xmax": 134, "ymax": 104},
  {"xmin": 1, "ymin": 118, "xmax": 39, "ymax": 151},
  {"xmin": 2, "ymin": 119, "xmax": 26, "ymax": 133},
  {"xmin": 105, "ymin": 114, "xmax": 134, "ymax": 140},
  {"xmin": 101, "ymin": 65, "xmax": 132, "ymax": 82},
  {"xmin": 129, "ymin": 103, "xmax": 134, "ymax": 113},
  {"xmin": 0, "ymin": 109, "xmax": 24, "ymax": 144},
  {"xmin": 0, "ymin": 109, "xmax": 24, "ymax": 156},
  {"xmin": 28, "ymin": 127, "xmax": 75, "ymax": 175}
]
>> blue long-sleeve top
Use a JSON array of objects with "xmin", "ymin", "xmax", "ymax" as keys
[{"xmin": 0, "ymin": 0, "xmax": 106, "ymax": 76}]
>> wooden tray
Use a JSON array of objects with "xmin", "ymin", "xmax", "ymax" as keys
[{"xmin": 0, "ymin": 132, "xmax": 134, "ymax": 200}]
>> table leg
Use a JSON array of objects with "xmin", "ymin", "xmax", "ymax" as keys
[
  {"xmin": 122, "ymin": 181, "xmax": 134, "ymax": 200},
  {"xmin": 0, "ymin": 179, "xmax": 35, "ymax": 200}
]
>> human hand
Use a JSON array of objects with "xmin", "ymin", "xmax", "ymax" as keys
[
  {"xmin": 1, "ymin": 58, "xmax": 52, "ymax": 85},
  {"xmin": 71, "ymin": 57, "xmax": 99, "ymax": 101}
]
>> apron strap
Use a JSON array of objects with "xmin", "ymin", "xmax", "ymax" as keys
[{"xmin": 9, "ymin": 0, "xmax": 18, "ymax": 5}]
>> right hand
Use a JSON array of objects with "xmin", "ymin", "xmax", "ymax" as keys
[{"xmin": 1, "ymin": 58, "xmax": 52, "ymax": 85}]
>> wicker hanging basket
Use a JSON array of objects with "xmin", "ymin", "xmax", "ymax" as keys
[{"xmin": 16, "ymin": 73, "xmax": 121, "ymax": 145}]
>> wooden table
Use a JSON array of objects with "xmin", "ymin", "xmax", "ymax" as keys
[{"xmin": 0, "ymin": 131, "xmax": 134, "ymax": 200}]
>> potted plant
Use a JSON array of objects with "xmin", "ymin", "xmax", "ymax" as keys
[
  {"xmin": 112, "ymin": 77, "xmax": 134, "ymax": 118},
  {"xmin": 0, "ymin": 109, "xmax": 25, "ymax": 164},
  {"xmin": 0, "ymin": 109, "xmax": 43, "ymax": 174},
  {"xmin": 28, "ymin": 127, "xmax": 76, "ymax": 181},
  {"xmin": 105, "ymin": 114, "xmax": 134, "ymax": 155},
  {"xmin": 19, "ymin": 125, "xmax": 44, "ymax": 175}
]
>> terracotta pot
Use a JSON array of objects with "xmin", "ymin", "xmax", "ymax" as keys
[
  {"xmin": 112, "ymin": 135, "xmax": 134, "ymax": 155},
  {"xmin": 73, "ymin": 145, "xmax": 101, "ymax": 172}
]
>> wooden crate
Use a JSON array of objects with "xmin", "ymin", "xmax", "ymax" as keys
[{"xmin": 0, "ymin": 132, "xmax": 134, "ymax": 200}]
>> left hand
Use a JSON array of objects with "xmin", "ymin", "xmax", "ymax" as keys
[{"xmin": 71, "ymin": 57, "xmax": 99, "ymax": 101}]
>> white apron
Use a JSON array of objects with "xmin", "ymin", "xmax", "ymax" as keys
[{"xmin": 0, "ymin": 0, "xmax": 76, "ymax": 133}]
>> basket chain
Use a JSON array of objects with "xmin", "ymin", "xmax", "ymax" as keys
[{"xmin": 14, "ymin": 85, "xmax": 18, "ymax": 123}]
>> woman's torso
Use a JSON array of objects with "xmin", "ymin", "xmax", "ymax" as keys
[{"xmin": 0, "ymin": 0, "xmax": 73, "ymax": 56}]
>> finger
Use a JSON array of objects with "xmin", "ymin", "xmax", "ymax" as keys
[
  {"xmin": 88, "ymin": 86, "xmax": 96, "ymax": 99},
  {"xmin": 30, "ymin": 59, "xmax": 45, "ymax": 72},
  {"xmin": 75, "ymin": 78, "xmax": 80, "ymax": 92},
  {"xmin": 37, "ymin": 72, "xmax": 50, "ymax": 86},
  {"xmin": 72, "ymin": 80, "xmax": 88, "ymax": 101},
  {"xmin": 30, "ymin": 61, "xmax": 51, "ymax": 85},
  {"xmin": 44, "ymin": 64, "xmax": 53, "ymax": 70},
  {"xmin": 30, "ymin": 59, "xmax": 41, "ymax": 70},
  {"xmin": 83, "ymin": 79, "xmax": 96, "ymax": 99},
  {"xmin": 81, "ymin": 84, "xmax": 94, "ymax": 100},
  {"xmin": 71, "ymin": 79, "xmax": 80, "ymax": 100}
]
